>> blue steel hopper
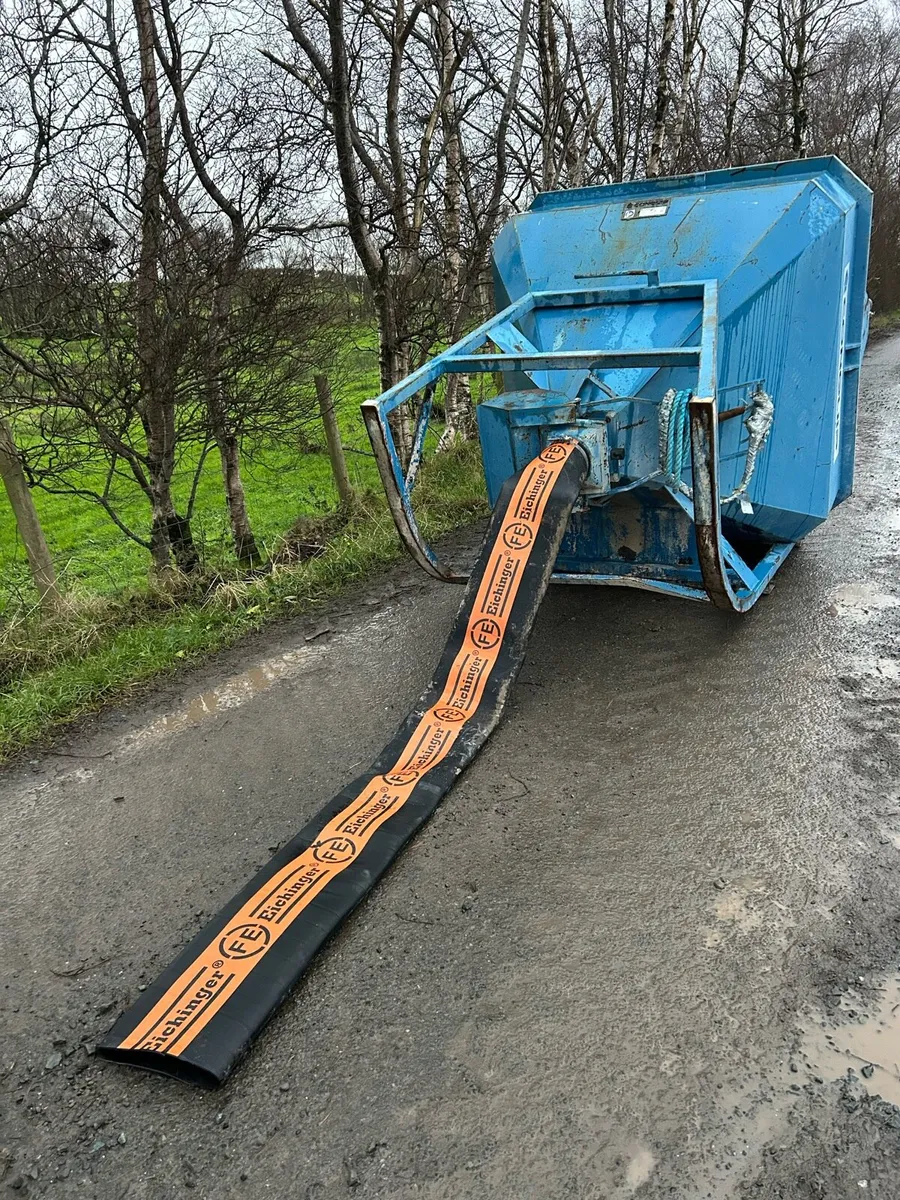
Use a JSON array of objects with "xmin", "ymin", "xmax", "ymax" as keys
[{"xmin": 362, "ymin": 157, "xmax": 872, "ymax": 611}]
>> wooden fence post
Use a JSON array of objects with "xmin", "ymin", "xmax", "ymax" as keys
[
  {"xmin": 314, "ymin": 375, "xmax": 355, "ymax": 509},
  {"xmin": 0, "ymin": 417, "xmax": 62, "ymax": 613}
]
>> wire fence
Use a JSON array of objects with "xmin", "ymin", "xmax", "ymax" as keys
[
  {"xmin": 0, "ymin": 369, "xmax": 495, "ymax": 621},
  {"xmin": 0, "ymin": 402, "xmax": 378, "ymax": 612}
]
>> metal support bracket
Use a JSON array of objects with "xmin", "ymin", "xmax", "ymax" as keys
[
  {"xmin": 689, "ymin": 396, "xmax": 794, "ymax": 611},
  {"xmin": 362, "ymin": 398, "xmax": 465, "ymax": 583}
]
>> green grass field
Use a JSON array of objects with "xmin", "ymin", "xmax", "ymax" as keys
[
  {"xmin": 0, "ymin": 341, "xmax": 385, "ymax": 609},
  {"xmin": 0, "ymin": 340, "xmax": 489, "ymax": 758}
]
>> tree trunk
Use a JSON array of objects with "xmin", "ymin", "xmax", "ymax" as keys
[
  {"xmin": 648, "ymin": 0, "xmax": 677, "ymax": 176},
  {"xmin": 604, "ymin": 0, "xmax": 627, "ymax": 180},
  {"xmin": 538, "ymin": 0, "xmax": 557, "ymax": 190},
  {"xmin": 132, "ymin": 0, "xmax": 196, "ymax": 572},
  {"xmin": 0, "ymin": 417, "xmax": 61, "ymax": 613},
  {"xmin": 724, "ymin": 0, "xmax": 754, "ymax": 164},
  {"xmin": 208, "ymin": 404, "xmax": 260, "ymax": 565},
  {"xmin": 790, "ymin": 69, "xmax": 809, "ymax": 156},
  {"xmin": 206, "ymin": 282, "xmax": 261, "ymax": 565},
  {"xmin": 438, "ymin": 375, "xmax": 473, "ymax": 452},
  {"xmin": 315, "ymin": 374, "xmax": 355, "ymax": 509},
  {"xmin": 375, "ymin": 284, "xmax": 413, "ymax": 463},
  {"xmin": 668, "ymin": 0, "xmax": 704, "ymax": 171},
  {"xmin": 437, "ymin": 0, "xmax": 473, "ymax": 450}
]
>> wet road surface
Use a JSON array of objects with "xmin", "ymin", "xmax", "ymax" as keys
[{"xmin": 3, "ymin": 336, "xmax": 900, "ymax": 1198}]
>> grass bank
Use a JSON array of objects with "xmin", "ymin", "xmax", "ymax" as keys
[{"xmin": 0, "ymin": 441, "xmax": 487, "ymax": 760}]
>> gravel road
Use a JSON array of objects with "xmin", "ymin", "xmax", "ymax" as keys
[{"xmin": 3, "ymin": 335, "xmax": 900, "ymax": 1199}]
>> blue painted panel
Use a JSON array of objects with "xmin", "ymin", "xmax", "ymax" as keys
[{"xmin": 483, "ymin": 156, "xmax": 871, "ymax": 569}]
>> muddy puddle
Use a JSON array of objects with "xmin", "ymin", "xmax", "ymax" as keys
[
  {"xmin": 128, "ymin": 640, "xmax": 330, "ymax": 747},
  {"xmin": 844, "ymin": 654, "xmax": 900, "ymax": 684},
  {"xmin": 831, "ymin": 581, "xmax": 900, "ymax": 622},
  {"xmin": 801, "ymin": 973, "xmax": 900, "ymax": 1106}
]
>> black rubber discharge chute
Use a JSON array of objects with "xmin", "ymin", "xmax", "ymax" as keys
[{"xmin": 98, "ymin": 439, "xmax": 589, "ymax": 1087}]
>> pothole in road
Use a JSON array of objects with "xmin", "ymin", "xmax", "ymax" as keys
[{"xmin": 800, "ymin": 973, "xmax": 900, "ymax": 1106}]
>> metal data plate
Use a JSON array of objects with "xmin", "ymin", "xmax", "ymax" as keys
[{"xmin": 622, "ymin": 198, "xmax": 671, "ymax": 220}]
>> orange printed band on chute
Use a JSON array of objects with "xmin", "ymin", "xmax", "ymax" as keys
[{"xmin": 115, "ymin": 439, "xmax": 580, "ymax": 1060}]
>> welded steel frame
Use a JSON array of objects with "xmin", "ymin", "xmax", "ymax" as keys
[{"xmin": 361, "ymin": 281, "xmax": 793, "ymax": 610}]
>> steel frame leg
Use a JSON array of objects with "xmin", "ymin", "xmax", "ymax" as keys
[
  {"xmin": 689, "ymin": 396, "xmax": 794, "ymax": 612},
  {"xmin": 363, "ymin": 402, "xmax": 466, "ymax": 583}
]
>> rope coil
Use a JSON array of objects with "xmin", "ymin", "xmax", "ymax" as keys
[
  {"xmin": 658, "ymin": 386, "xmax": 775, "ymax": 507},
  {"xmin": 659, "ymin": 388, "xmax": 693, "ymax": 496},
  {"xmin": 720, "ymin": 388, "xmax": 775, "ymax": 506}
]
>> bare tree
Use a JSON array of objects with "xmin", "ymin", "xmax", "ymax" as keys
[
  {"xmin": 510, "ymin": 1, "xmax": 609, "ymax": 191},
  {"xmin": 48, "ymin": 0, "xmax": 200, "ymax": 569},
  {"xmin": 603, "ymin": 0, "xmax": 628, "ymax": 179},
  {"xmin": 723, "ymin": 0, "xmax": 756, "ymax": 164},
  {"xmin": 647, "ymin": 0, "xmax": 677, "ymax": 176},
  {"xmin": 0, "ymin": 0, "xmax": 70, "ymax": 608},
  {"xmin": 436, "ymin": 0, "xmax": 471, "ymax": 447},
  {"xmin": 43, "ymin": 0, "xmax": 331, "ymax": 567},
  {"xmin": 264, "ymin": 0, "xmax": 532, "ymax": 458},
  {"xmin": 807, "ymin": 12, "xmax": 900, "ymax": 308},
  {"xmin": 152, "ymin": 0, "xmax": 268, "ymax": 563},
  {"xmin": 753, "ymin": 0, "xmax": 863, "ymax": 157},
  {"xmin": 667, "ymin": 0, "xmax": 709, "ymax": 170},
  {"xmin": 131, "ymin": 0, "xmax": 198, "ymax": 568}
]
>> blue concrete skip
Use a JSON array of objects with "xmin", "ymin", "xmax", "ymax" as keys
[{"xmin": 362, "ymin": 157, "xmax": 872, "ymax": 608}]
